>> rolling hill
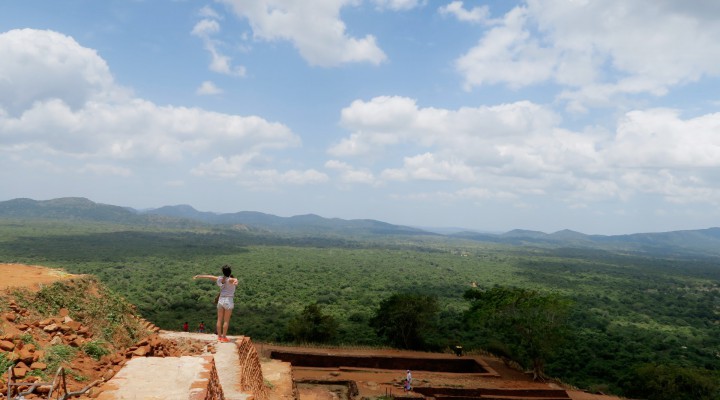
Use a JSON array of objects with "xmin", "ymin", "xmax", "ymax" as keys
[{"xmin": 2, "ymin": 197, "xmax": 720, "ymax": 255}]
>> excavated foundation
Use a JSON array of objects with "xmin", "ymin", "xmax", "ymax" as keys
[{"xmin": 270, "ymin": 350, "xmax": 489, "ymax": 373}]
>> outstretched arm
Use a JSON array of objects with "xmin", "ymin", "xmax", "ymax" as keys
[{"xmin": 193, "ymin": 275, "xmax": 217, "ymax": 281}]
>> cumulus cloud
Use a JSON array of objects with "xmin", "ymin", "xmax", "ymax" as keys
[
  {"xmin": 608, "ymin": 109, "xmax": 720, "ymax": 168},
  {"xmin": 456, "ymin": 0, "xmax": 720, "ymax": 107},
  {"xmin": 438, "ymin": 1, "xmax": 491, "ymax": 24},
  {"xmin": 0, "ymin": 28, "xmax": 311, "ymax": 187},
  {"xmin": 329, "ymin": 95, "xmax": 720, "ymax": 205},
  {"xmin": 456, "ymin": 6, "xmax": 556, "ymax": 89},
  {"xmin": 193, "ymin": 155, "xmax": 328, "ymax": 187},
  {"xmin": 381, "ymin": 153, "xmax": 476, "ymax": 182},
  {"xmin": 372, "ymin": 0, "xmax": 424, "ymax": 11},
  {"xmin": 218, "ymin": 0, "xmax": 386, "ymax": 67},
  {"xmin": 191, "ymin": 18, "xmax": 246, "ymax": 77},
  {"xmin": 196, "ymin": 81, "xmax": 223, "ymax": 95},
  {"xmin": 199, "ymin": 5, "xmax": 222, "ymax": 19},
  {"xmin": 330, "ymin": 95, "xmax": 561, "ymax": 161},
  {"xmin": 325, "ymin": 159, "xmax": 376, "ymax": 184},
  {"xmin": 0, "ymin": 29, "xmax": 125, "ymax": 116}
]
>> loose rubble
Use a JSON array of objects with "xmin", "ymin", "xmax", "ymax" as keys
[{"xmin": 1, "ymin": 300, "xmax": 211, "ymax": 398}]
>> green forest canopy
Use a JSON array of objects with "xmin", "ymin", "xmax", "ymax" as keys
[{"xmin": 0, "ymin": 219, "xmax": 718, "ymax": 397}]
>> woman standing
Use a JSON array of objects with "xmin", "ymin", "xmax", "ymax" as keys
[{"xmin": 193, "ymin": 265, "xmax": 238, "ymax": 342}]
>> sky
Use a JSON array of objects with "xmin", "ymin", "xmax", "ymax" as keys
[{"xmin": 1, "ymin": 0, "xmax": 720, "ymax": 235}]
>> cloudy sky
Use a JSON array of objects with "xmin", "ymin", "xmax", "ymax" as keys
[{"xmin": 2, "ymin": 0, "xmax": 720, "ymax": 235}]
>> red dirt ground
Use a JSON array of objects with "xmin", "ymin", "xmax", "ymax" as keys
[{"xmin": 0, "ymin": 263, "xmax": 78, "ymax": 291}]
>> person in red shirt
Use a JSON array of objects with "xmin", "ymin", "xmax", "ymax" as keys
[{"xmin": 182, "ymin": 321, "xmax": 189, "ymax": 332}]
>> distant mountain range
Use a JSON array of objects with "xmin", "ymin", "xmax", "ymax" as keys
[
  {"xmin": 2, "ymin": 197, "xmax": 720, "ymax": 256},
  {"xmin": 0, "ymin": 197, "xmax": 430, "ymax": 237}
]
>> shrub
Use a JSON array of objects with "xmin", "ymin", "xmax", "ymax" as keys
[
  {"xmin": 43, "ymin": 344, "xmax": 77, "ymax": 373},
  {"xmin": 0, "ymin": 353, "xmax": 14, "ymax": 382},
  {"xmin": 82, "ymin": 340, "xmax": 111, "ymax": 360}
]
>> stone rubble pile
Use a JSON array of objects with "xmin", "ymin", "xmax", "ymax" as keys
[{"xmin": 0, "ymin": 300, "xmax": 207, "ymax": 398}]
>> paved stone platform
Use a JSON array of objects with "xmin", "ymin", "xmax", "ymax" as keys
[{"xmin": 96, "ymin": 355, "xmax": 222, "ymax": 400}]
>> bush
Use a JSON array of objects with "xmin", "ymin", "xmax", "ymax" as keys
[
  {"xmin": 370, "ymin": 293, "xmax": 439, "ymax": 350},
  {"xmin": 82, "ymin": 340, "xmax": 111, "ymax": 360},
  {"xmin": 286, "ymin": 303, "xmax": 338, "ymax": 343},
  {"xmin": 43, "ymin": 344, "xmax": 78, "ymax": 373},
  {"xmin": 0, "ymin": 353, "xmax": 14, "ymax": 383},
  {"xmin": 623, "ymin": 363, "xmax": 720, "ymax": 400}
]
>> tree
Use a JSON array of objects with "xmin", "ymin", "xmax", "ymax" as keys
[
  {"xmin": 370, "ymin": 293, "xmax": 439, "ymax": 350},
  {"xmin": 464, "ymin": 286, "xmax": 572, "ymax": 380},
  {"xmin": 286, "ymin": 303, "xmax": 338, "ymax": 343},
  {"xmin": 622, "ymin": 363, "xmax": 720, "ymax": 400}
]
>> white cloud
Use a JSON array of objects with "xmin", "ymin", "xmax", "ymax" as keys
[
  {"xmin": 456, "ymin": 1, "xmax": 720, "ymax": 106},
  {"xmin": 330, "ymin": 95, "xmax": 720, "ymax": 206},
  {"xmin": 191, "ymin": 19, "xmax": 246, "ymax": 77},
  {"xmin": 0, "ymin": 28, "xmax": 308, "ymax": 187},
  {"xmin": 193, "ymin": 155, "xmax": 328, "ymax": 186},
  {"xmin": 324, "ymin": 159, "xmax": 376, "ymax": 184},
  {"xmin": 198, "ymin": 5, "xmax": 222, "ymax": 19},
  {"xmin": 438, "ymin": 1, "xmax": 491, "ymax": 24},
  {"xmin": 381, "ymin": 153, "xmax": 476, "ymax": 182},
  {"xmin": 330, "ymin": 96, "xmax": 561, "ymax": 160},
  {"xmin": 456, "ymin": 6, "xmax": 556, "ymax": 90},
  {"xmin": 196, "ymin": 81, "xmax": 223, "ymax": 95},
  {"xmin": 607, "ymin": 109, "xmax": 720, "ymax": 168},
  {"xmin": 218, "ymin": 0, "xmax": 386, "ymax": 67},
  {"xmin": 0, "ymin": 29, "xmax": 126, "ymax": 116},
  {"xmin": 191, "ymin": 19, "xmax": 220, "ymax": 37},
  {"xmin": 373, "ymin": 0, "xmax": 423, "ymax": 11}
]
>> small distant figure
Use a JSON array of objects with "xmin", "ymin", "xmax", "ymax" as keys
[
  {"xmin": 453, "ymin": 345, "xmax": 463, "ymax": 357},
  {"xmin": 404, "ymin": 369, "xmax": 412, "ymax": 391},
  {"xmin": 182, "ymin": 321, "xmax": 189, "ymax": 332},
  {"xmin": 197, "ymin": 321, "xmax": 206, "ymax": 333}
]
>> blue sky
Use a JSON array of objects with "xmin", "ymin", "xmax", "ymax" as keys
[{"xmin": 2, "ymin": 0, "xmax": 720, "ymax": 235}]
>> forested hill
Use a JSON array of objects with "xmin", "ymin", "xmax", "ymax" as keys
[
  {"xmin": 2, "ymin": 197, "xmax": 720, "ymax": 255},
  {"xmin": 146, "ymin": 204, "xmax": 430, "ymax": 236},
  {"xmin": 451, "ymin": 227, "xmax": 720, "ymax": 256},
  {"xmin": 0, "ymin": 197, "xmax": 430, "ymax": 237}
]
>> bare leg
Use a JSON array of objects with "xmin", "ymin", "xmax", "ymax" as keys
[
  {"xmin": 216, "ymin": 307, "xmax": 225, "ymax": 338},
  {"xmin": 221, "ymin": 308, "xmax": 233, "ymax": 338}
]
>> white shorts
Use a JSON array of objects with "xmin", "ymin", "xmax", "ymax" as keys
[{"xmin": 217, "ymin": 296, "xmax": 234, "ymax": 310}]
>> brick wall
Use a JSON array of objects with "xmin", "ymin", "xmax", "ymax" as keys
[
  {"xmin": 234, "ymin": 337, "xmax": 268, "ymax": 400},
  {"xmin": 189, "ymin": 355, "xmax": 225, "ymax": 400}
]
